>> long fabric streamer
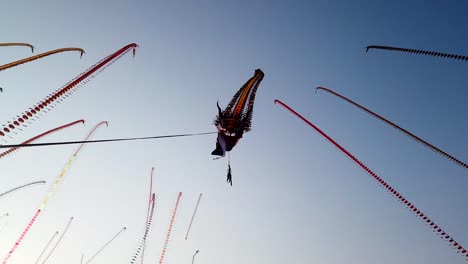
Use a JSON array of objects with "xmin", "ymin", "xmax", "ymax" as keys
[
  {"xmin": 140, "ymin": 168, "xmax": 155, "ymax": 264},
  {"xmin": 274, "ymin": 99, "xmax": 468, "ymax": 259},
  {"xmin": 0, "ymin": 132, "xmax": 216, "ymax": 149},
  {"xmin": 185, "ymin": 193, "xmax": 202, "ymax": 240},
  {"xmin": 85, "ymin": 226, "xmax": 126, "ymax": 264},
  {"xmin": 41, "ymin": 217, "xmax": 74, "ymax": 264},
  {"xmin": 365, "ymin": 45, "xmax": 468, "ymax": 61},
  {"xmin": 34, "ymin": 231, "xmax": 59, "ymax": 264},
  {"xmin": 1, "ymin": 121, "xmax": 107, "ymax": 264},
  {"xmin": 0, "ymin": 43, "xmax": 34, "ymax": 52},
  {"xmin": 159, "ymin": 192, "xmax": 182, "ymax": 264},
  {"xmin": 316, "ymin": 87, "xmax": 467, "ymax": 169},
  {"xmin": 130, "ymin": 194, "xmax": 156, "ymax": 264},
  {"xmin": 0, "ymin": 48, "xmax": 84, "ymax": 71},
  {"xmin": 0, "ymin": 181, "xmax": 46, "ymax": 199},
  {"xmin": 0, "ymin": 43, "xmax": 136, "ymax": 142},
  {"xmin": 0, "ymin": 119, "xmax": 85, "ymax": 158}
]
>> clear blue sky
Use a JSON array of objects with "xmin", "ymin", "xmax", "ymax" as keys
[{"xmin": 1, "ymin": 1, "xmax": 467, "ymax": 263}]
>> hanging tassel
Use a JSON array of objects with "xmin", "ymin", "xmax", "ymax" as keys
[
  {"xmin": 227, "ymin": 153, "xmax": 232, "ymax": 186},
  {"xmin": 227, "ymin": 165, "xmax": 232, "ymax": 186}
]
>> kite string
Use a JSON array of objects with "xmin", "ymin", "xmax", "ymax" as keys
[
  {"xmin": 315, "ymin": 87, "xmax": 467, "ymax": 169},
  {"xmin": 41, "ymin": 217, "xmax": 74, "ymax": 264},
  {"xmin": 85, "ymin": 226, "xmax": 126, "ymax": 264},
  {"xmin": 34, "ymin": 231, "xmax": 59, "ymax": 264},
  {"xmin": 185, "ymin": 193, "xmax": 203, "ymax": 240},
  {"xmin": 274, "ymin": 99, "xmax": 468, "ymax": 259},
  {"xmin": 0, "ymin": 131, "xmax": 217, "ymax": 149},
  {"xmin": 159, "ymin": 192, "xmax": 182, "ymax": 264}
]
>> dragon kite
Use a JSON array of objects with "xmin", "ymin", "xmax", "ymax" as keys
[{"xmin": 212, "ymin": 69, "xmax": 264, "ymax": 185}]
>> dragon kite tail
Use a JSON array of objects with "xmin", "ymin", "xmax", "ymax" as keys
[
  {"xmin": 220, "ymin": 69, "xmax": 264, "ymax": 132},
  {"xmin": 223, "ymin": 69, "xmax": 264, "ymax": 115},
  {"xmin": 225, "ymin": 69, "xmax": 264, "ymax": 116},
  {"xmin": 242, "ymin": 69, "xmax": 264, "ymax": 131},
  {"xmin": 365, "ymin": 45, "xmax": 468, "ymax": 61}
]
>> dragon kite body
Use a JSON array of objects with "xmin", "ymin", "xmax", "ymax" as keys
[{"xmin": 211, "ymin": 69, "xmax": 264, "ymax": 157}]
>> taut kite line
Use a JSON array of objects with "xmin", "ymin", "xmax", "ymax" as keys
[
  {"xmin": 34, "ymin": 231, "xmax": 59, "ymax": 264},
  {"xmin": 83, "ymin": 227, "xmax": 126, "ymax": 264},
  {"xmin": 0, "ymin": 43, "xmax": 34, "ymax": 53},
  {"xmin": 274, "ymin": 99, "xmax": 468, "ymax": 259},
  {"xmin": 365, "ymin": 45, "xmax": 468, "ymax": 61},
  {"xmin": 316, "ymin": 87, "xmax": 467, "ymax": 169},
  {"xmin": 0, "ymin": 47, "xmax": 84, "ymax": 71},
  {"xmin": 0, "ymin": 119, "xmax": 85, "ymax": 159},
  {"xmin": 41, "ymin": 217, "xmax": 74, "ymax": 264},
  {"xmin": 0, "ymin": 132, "xmax": 216, "ymax": 149},
  {"xmin": 1, "ymin": 121, "xmax": 107, "ymax": 264},
  {"xmin": 0, "ymin": 43, "xmax": 137, "ymax": 143}
]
